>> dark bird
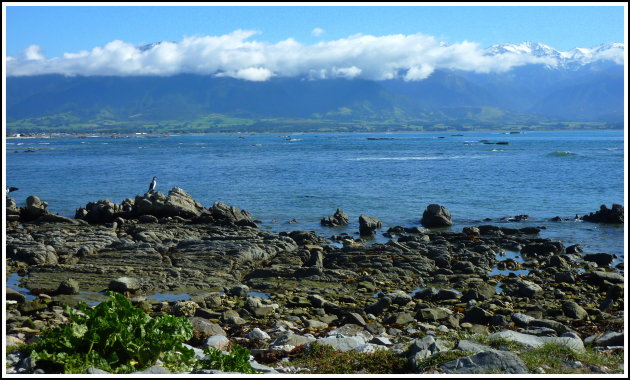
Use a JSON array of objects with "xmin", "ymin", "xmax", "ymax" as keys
[
  {"xmin": 6, "ymin": 186, "xmax": 18, "ymax": 195},
  {"xmin": 148, "ymin": 176, "xmax": 157, "ymax": 193}
]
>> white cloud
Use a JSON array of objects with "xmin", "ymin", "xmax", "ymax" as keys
[
  {"xmin": 6, "ymin": 31, "xmax": 624, "ymax": 81},
  {"xmin": 23, "ymin": 45, "xmax": 45, "ymax": 60},
  {"xmin": 332, "ymin": 66, "xmax": 362, "ymax": 79},
  {"xmin": 312, "ymin": 27, "xmax": 325, "ymax": 37}
]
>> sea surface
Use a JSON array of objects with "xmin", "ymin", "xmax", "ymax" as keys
[{"xmin": 5, "ymin": 130, "xmax": 626, "ymax": 265}]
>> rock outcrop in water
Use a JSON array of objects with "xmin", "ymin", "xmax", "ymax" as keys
[
  {"xmin": 358, "ymin": 214, "xmax": 382, "ymax": 237},
  {"xmin": 420, "ymin": 204, "xmax": 453, "ymax": 228},
  {"xmin": 5, "ymin": 191, "xmax": 625, "ymax": 375},
  {"xmin": 75, "ymin": 188, "xmax": 210, "ymax": 223},
  {"xmin": 321, "ymin": 208, "xmax": 350, "ymax": 227},
  {"xmin": 582, "ymin": 204, "xmax": 624, "ymax": 224}
]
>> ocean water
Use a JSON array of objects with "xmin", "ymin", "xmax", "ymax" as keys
[{"xmin": 5, "ymin": 130, "xmax": 626, "ymax": 264}]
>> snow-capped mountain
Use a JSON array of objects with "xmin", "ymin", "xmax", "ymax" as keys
[
  {"xmin": 486, "ymin": 41, "xmax": 624, "ymax": 69},
  {"xmin": 486, "ymin": 41, "xmax": 561, "ymax": 58}
]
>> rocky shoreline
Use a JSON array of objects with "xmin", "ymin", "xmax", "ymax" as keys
[{"xmin": 5, "ymin": 189, "xmax": 625, "ymax": 374}]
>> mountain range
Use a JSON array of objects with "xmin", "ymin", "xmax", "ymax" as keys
[{"xmin": 6, "ymin": 42, "xmax": 625, "ymax": 133}]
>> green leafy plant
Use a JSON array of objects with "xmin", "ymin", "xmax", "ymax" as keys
[
  {"xmin": 198, "ymin": 344, "xmax": 258, "ymax": 374},
  {"xmin": 27, "ymin": 291, "xmax": 195, "ymax": 374}
]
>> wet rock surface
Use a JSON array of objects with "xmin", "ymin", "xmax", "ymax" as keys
[{"xmin": 5, "ymin": 192, "xmax": 625, "ymax": 375}]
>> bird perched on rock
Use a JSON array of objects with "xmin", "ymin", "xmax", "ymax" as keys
[
  {"xmin": 6, "ymin": 186, "xmax": 18, "ymax": 195},
  {"xmin": 148, "ymin": 176, "xmax": 157, "ymax": 193}
]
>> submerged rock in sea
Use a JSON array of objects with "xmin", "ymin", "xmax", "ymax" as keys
[
  {"xmin": 359, "ymin": 214, "xmax": 382, "ymax": 237},
  {"xmin": 321, "ymin": 208, "xmax": 350, "ymax": 227},
  {"xmin": 420, "ymin": 204, "xmax": 452, "ymax": 228},
  {"xmin": 582, "ymin": 204, "xmax": 624, "ymax": 224}
]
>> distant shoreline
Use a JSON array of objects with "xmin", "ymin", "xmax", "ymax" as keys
[{"xmin": 4, "ymin": 128, "xmax": 624, "ymax": 139}]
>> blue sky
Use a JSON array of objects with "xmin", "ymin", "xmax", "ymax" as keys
[
  {"xmin": 5, "ymin": 4, "xmax": 626, "ymax": 57},
  {"xmin": 3, "ymin": 3, "xmax": 626, "ymax": 80}
]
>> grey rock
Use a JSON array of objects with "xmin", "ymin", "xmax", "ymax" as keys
[
  {"xmin": 246, "ymin": 327, "xmax": 271, "ymax": 340},
  {"xmin": 344, "ymin": 312, "xmax": 366, "ymax": 326},
  {"xmin": 407, "ymin": 335, "xmax": 436, "ymax": 356},
  {"xmin": 6, "ymin": 288, "xmax": 26, "ymax": 303},
  {"xmin": 388, "ymin": 290, "xmax": 414, "ymax": 305},
  {"xmin": 359, "ymin": 214, "xmax": 382, "ymax": 236},
  {"xmin": 7, "ymin": 241, "xmax": 58, "ymax": 265},
  {"xmin": 584, "ymin": 271, "xmax": 624, "ymax": 285},
  {"xmin": 593, "ymin": 332, "xmax": 624, "ymax": 347},
  {"xmin": 20, "ymin": 195, "xmax": 50, "ymax": 222},
  {"xmin": 365, "ymin": 321, "xmax": 386, "ymax": 336},
  {"xmin": 271, "ymin": 333, "xmax": 316, "ymax": 348},
  {"xmin": 528, "ymin": 318, "xmax": 573, "ymax": 335},
  {"xmin": 321, "ymin": 209, "xmax": 350, "ymax": 227},
  {"xmin": 562, "ymin": 300, "xmax": 588, "ymax": 320},
  {"xmin": 190, "ymin": 317, "xmax": 227, "ymax": 337},
  {"xmin": 328, "ymin": 324, "xmax": 373, "ymax": 340},
  {"xmin": 582, "ymin": 204, "xmax": 624, "ymax": 224},
  {"xmin": 138, "ymin": 214, "xmax": 159, "ymax": 224},
  {"xmin": 462, "ymin": 282, "xmax": 496, "ymax": 301},
  {"xmin": 417, "ymin": 307, "xmax": 452, "ymax": 322},
  {"xmin": 465, "ymin": 306, "xmax": 493, "ymax": 324},
  {"xmin": 173, "ymin": 300, "xmax": 198, "ymax": 317},
  {"xmin": 371, "ymin": 336, "xmax": 393, "ymax": 346},
  {"xmin": 108, "ymin": 276, "xmax": 140, "ymax": 293},
  {"xmin": 305, "ymin": 319, "xmax": 328, "ymax": 329},
  {"xmin": 204, "ymin": 335, "xmax": 231, "ymax": 350},
  {"xmin": 55, "ymin": 278, "xmax": 80, "ymax": 295},
  {"xmin": 211, "ymin": 201, "xmax": 256, "ymax": 227},
  {"xmin": 420, "ymin": 204, "xmax": 453, "ymax": 228},
  {"xmin": 386, "ymin": 312, "xmax": 415, "ymax": 325},
  {"xmin": 511, "ymin": 312, "xmax": 536, "ymax": 327},
  {"xmin": 226, "ymin": 284, "xmax": 250, "ymax": 298},
  {"xmin": 316, "ymin": 335, "xmax": 367, "ymax": 352},
  {"xmin": 308, "ymin": 294, "xmax": 328, "ymax": 308},
  {"xmin": 439, "ymin": 350, "xmax": 528, "ymax": 374},
  {"xmin": 455, "ymin": 340, "xmax": 497, "ymax": 353},
  {"xmin": 490, "ymin": 330, "xmax": 584, "ymax": 352},
  {"xmin": 132, "ymin": 365, "xmax": 170, "ymax": 374},
  {"xmin": 583, "ymin": 253, "xmax": 615, "ymax": 267},
  {"xmin": 555, "ymin": 271, "xmax": 576, "ymax": 283},
  {"xmin": 366, "ymin": 296, "xmax": 392, "ymax": 315},
  {"xmin": 502, "ymin": 278, "xmax": 543, "ymax": 298},
  {"xmin": 249, "ymin": 360, "xmax": 279, "ymax": 374}
]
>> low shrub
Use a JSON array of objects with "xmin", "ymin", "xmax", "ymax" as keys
[{"xmin": 26, "ymin": 291, "xmax": 196, "ymax": 374}]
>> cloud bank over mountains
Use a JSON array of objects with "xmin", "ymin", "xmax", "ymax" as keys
[{"xmin": 7, "ymin": 30, "xmax": 624, "ymax": 80}]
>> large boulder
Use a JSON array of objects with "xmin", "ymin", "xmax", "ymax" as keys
[
  {"xmin": 135, "ymin": 188, "xmax": 207, "ymax": 219},
  {"xmin": 162, "ymin": 187, "xmax": 207, "ymax": 218},
  {"xmin": 582, "ymin": 204, "xmax": 623, "ymax": 224},
  {"xmin": 420, "ymin": 204, "xmax": 452, "ymax": 228},
  {"xmin": 358, "ymin": 214, "xmax": 382, "ymax": 237},
  {"xmin": 20, "ymin": 195, "xmax": 50, "ymax": 222},
  {"xmin": 321, "ymin": 209, "xmax": 350, "ymax": 227}
]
